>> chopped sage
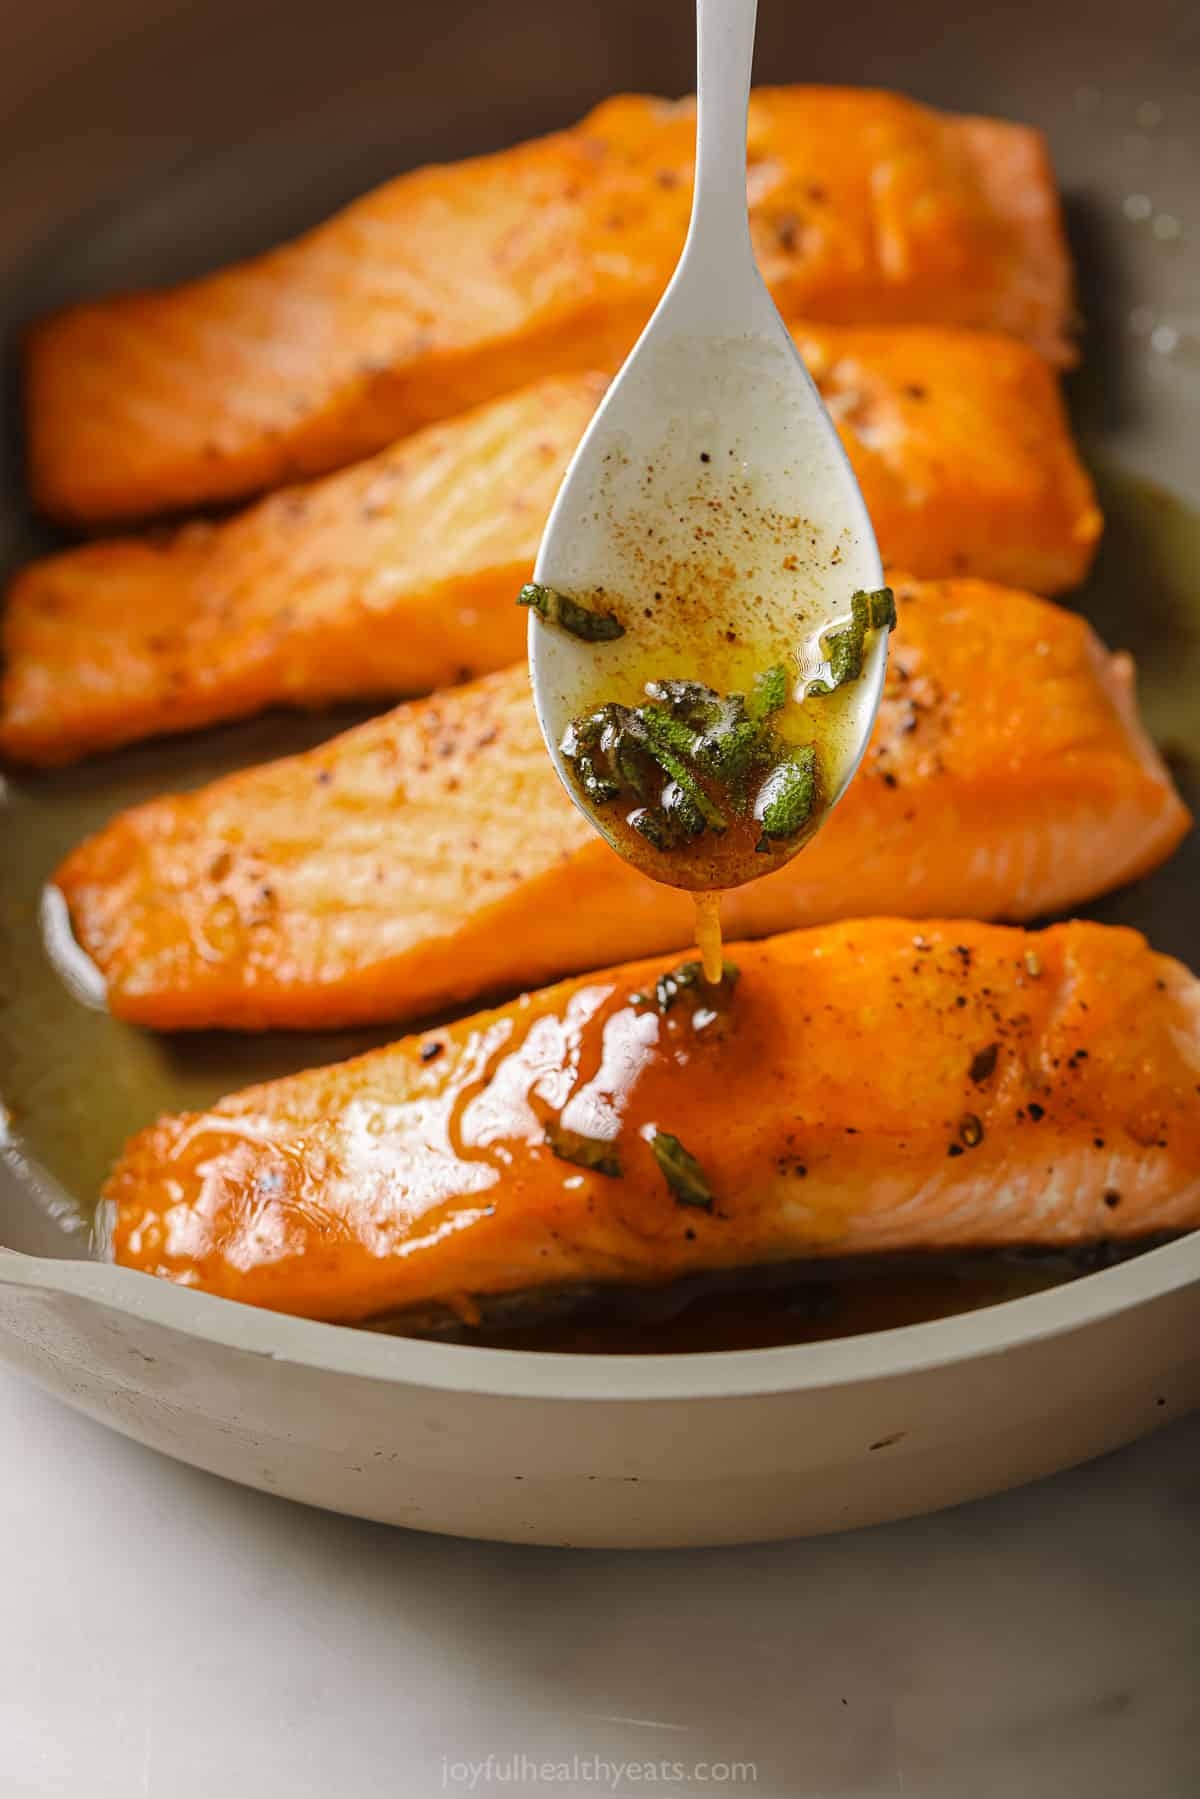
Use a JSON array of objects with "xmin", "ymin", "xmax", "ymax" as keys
[
  {"xmin": 809, "ymin": 586, "xmax": 896, "ymax": 696},
  {"xmin": 868, "ymin": 586, "xmax": 898, "ymax": 632},
  {"xmin": 561, "ymin": 677, "xmax": 777, "ymax": 851},
  {"xmin": 517, "ymin": 582, "xmax": 625, "ymax": 642},
  {"xmin": 545, "ymin": 1120, "xmax": 623, "ymax": 1178},
  {"xmin": 638, "ymin": 705, "xmax": 703, "ymax": 761},
  {"xmin": 661, "ymin": 779, "xmax": 707, "ymax": 841},
  {"xmin": 652, "ymin": 1131, "xmax": 715, "ymax": 1209},
  {"xmin": 572, "ymin": 752, "xmax": 621, "ymax": 807},
  {"xmin": 628, "ymin": 804, "xmax": 674, "ymax": 850},
  {"xmin": 557, "ymin": 583, "xmax": 887, "ymax": 857},
  {"xmin": 644, "ymin": 678, "xmax": 723, "ymax": 727},
  {"xmin": 696, "ymin": 713, "xmax": 766, "ymax": 788},
  {"xmin": 635, "ymin": 710, "xmax": 727, "ymax": 833},
  {"xmin": 755, "ymin": 745, "xmax": 817, "ymax": 847},
  {"xmin": 818, "ymin": 591, "xmax": 869, "ymax": 692},
  {"xmin": 748, "ymin": 662, "xmax": 789, "ymax": 723}
]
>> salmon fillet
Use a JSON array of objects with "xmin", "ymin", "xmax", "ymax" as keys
[
  {"xmin": 27, "ymin": 88, "xmax": 1075, "ymax": 524},
  {"xmin": 56, "ymin": 578, "xmax": 1191, "ymax": 1033},
  {"xmin": 1, "ymin": 330, "xmax": 1100, "ymax": 767},
  {"xmin": 103, "ymin": 918, "xmax": 1200, "ymax": 1323}
]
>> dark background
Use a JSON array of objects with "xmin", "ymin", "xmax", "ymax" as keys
[{"xmin": 0, "ymin": 0, "xmax": 1195, "ymax": 299}]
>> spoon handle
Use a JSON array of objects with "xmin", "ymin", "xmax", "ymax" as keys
[{"xmin": 688, "ymin": 0, "xmax": 759, "ymax": 263}]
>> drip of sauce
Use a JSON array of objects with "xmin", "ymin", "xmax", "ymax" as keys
[{"xmin": 693, "ymin": 890, "xmax": 725, "ymax": 983}]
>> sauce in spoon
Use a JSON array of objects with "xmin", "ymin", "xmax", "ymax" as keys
[{"xmin": 524, "ymin": 556, "xmax": 894, "ymax": 971}]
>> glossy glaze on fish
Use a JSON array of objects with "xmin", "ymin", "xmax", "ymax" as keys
[
  {"xmin": 27, "ymin": 88, "xmax": 1074, "ymax": 523},
  {"xmin": 1, "ymin": 328, "xmax": 1099, "ymax": 767},
  {"xmin": 56, "ymin": 578, "xmax": 1190, "ymax": 1032},
  {"xmin": 103, "ymin": 919, "xmax": 1200, "ymax": 1323}
]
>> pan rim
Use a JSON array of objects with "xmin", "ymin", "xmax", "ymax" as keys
[{"xmin": 2, "ymin": 1230, "xmax": 1196, "ymax": 1403}]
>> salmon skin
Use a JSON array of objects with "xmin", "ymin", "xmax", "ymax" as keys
[
  {"xmin": 26, "ymin": 87, "xmax": 1075, "ymax": 524},
  {"xmin": 1, "ymin": 330, "xmax": 1100, "ymax": 767},
  {"xmin": 103, "ymin": 919, "xmax": 1200, "ymax": 1324},
  {"xmin": 56, "ymin": 578, "xmax": 1191, "ymax": 1033}
]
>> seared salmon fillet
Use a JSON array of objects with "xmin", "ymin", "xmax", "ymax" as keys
[
  {"xmin": 103, "ymin": 919, "xmax": 1200, "ymax": 1323},
  {"xmin": 1, "ymin": 331, "xmax": 1100, "ymax": 767},
  {"xmin": 2, "ymin": 375, "xmax": 602, "ymax": 768},
  {"xmin": 56, "ymin": 578, "xmax": 1191, "ymax": 1032},
  {"xmin": 27, "ymin": 88, "xmax": 1075, "ymax": 524}
]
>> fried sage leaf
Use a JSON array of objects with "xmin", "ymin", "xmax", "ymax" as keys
[
  {"xmin": 652, "ymin": 1130, "xmax": 715, "ymax": 1209},
  {"xmin": 517, "ymin": 582, "xmax": 626, "ymax": 642},
  {"xmin": 558, "ymin": 582, "xmax": 888, "ymax": 856},
  {"xmin": 808, "ymin": 587, "xmax": 896, "ymax": 696},
  {"xmin": 867, "ymin": 586, "xmax": 898, "ymax": 632},
  {"xmin": 755, "ymin": 744, "xmax": 817, "ymax": 847},
  {"xmin": 545, "ymin": 1120, "xmax": 623, "ymax": 1178},
  {"xmin": 639, "ymin": 709, "xmax": 728, "ymax": 833},
  {"xmin": 748, "ymin": 662, "xmax": 789, "ymax": 723}
]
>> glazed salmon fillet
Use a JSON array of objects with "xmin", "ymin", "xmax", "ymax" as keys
[
  {"xmin": 103, "ymin": 919, "xmax": 1200, "ymax": 1324},
  {"xmin": 56, "ymin": 578, "xmax": 1191, "ymax": 1033},
  {"xmin": 27, "ymin": 88, "xmax": 1075, "ymax": 524},
  {"xmin": 1, "ymin": 330, "xmax": 1100, "ymax": 767}
]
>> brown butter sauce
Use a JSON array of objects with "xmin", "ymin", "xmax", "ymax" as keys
[{"xmin": 693, "ymin": 890, "xmax": 725, "ymax": 983}]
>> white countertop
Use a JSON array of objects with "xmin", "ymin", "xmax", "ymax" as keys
[{"xmin": 2, "ymin": 1368, "xmax": 1197, "ymax": 1798}]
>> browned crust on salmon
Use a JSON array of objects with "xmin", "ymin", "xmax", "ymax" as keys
[
  {"xmin": 103, "ymin": 918, "xmax": 1200, "ymax": 1323},
  {"xmin": 26, "ymin": 88, "xmax": 1076, "ymax": 524},
  {"xmin": 2, "ymin": 330, "xmax": 1100, "ymax": 768},
  {"xmin": 55, "ymin": 578, "xmax": 1191, "ymax": 1033}
]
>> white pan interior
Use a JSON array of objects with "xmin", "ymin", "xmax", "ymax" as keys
[{"xmin": 0, "ymin": 0, "xmax": 1197, "ymax": 1543}]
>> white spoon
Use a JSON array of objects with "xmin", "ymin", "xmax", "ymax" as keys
[{"xmin": 526, "ymin": 0, "xmax": 889, "ymax": 936}]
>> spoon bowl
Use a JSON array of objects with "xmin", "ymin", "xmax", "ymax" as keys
[{"xmin": 528, "ymin": 0, "xmax": 888, "ymax": 894}]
